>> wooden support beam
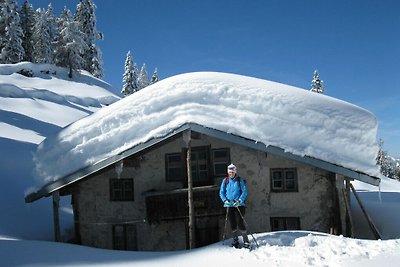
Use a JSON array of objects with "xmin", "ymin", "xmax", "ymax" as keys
[
  {"xmin": 341, "ymin": 188, "xmax": 354, "ymax": 237},
  {"xmin": 52, "ymin": 191, "xmax": 61, "ymax": 242},
  {"xmin": 335, "ymin": 174, "xmax": 346, "ymax": 235},
  {"xmin": 184, "ymin": 130, "xmax": 195, "ymax": 249}
]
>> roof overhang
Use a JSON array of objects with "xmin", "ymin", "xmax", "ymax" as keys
[{"xmin": 25, "ymin": 122, "xmax": 380, "ymax": 203}]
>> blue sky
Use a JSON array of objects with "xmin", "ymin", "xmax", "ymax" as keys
[{"xmin": 24, "ymin": 0, "xmax": 400, "ymax": 157}]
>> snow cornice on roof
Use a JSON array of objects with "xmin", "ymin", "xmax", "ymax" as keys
[
  {"xmin": 25, "ymin": 123, "xmax": 380, "ymax": 203},
  {"xmin": 28, "ymin": 72, "xmax": 381, "ymax": 202}
]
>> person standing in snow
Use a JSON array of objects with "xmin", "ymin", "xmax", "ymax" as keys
[{"xmin": 219, "ymin": 163, "xmax": 250, "ymax": 248}]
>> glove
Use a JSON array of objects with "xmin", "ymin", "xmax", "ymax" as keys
[
  {"xmin": 224, "ymin": 200, "xmax": 230, "ymax": 206},
  {"xmin": 233, "ymin": 199, "xmax": 241, "ymax": 207}
]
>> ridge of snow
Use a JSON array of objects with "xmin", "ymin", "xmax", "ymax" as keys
[
  {"xmin": 0, "ymin": 62, "xmax": 120, "ymax": 144},
  {"xmin": 33, "ymin": 71, "xmax": 380, "ymax": 186},
  {"xmin": 0, "ymin": 62, "xmax": 119, "ymax": 105}
]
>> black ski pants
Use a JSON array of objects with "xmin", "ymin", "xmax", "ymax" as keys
[{"xmin": 227, "ymin": 206, "xmax": 246, "ymax": 231}]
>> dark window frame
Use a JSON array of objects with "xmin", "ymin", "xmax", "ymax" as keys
[
  {"xmin": 270, "ymin": 217, "xmax": 301, "ymax": 231},
  {"xmin": 109, "ymin": 178, "xmax": 134, "ymax": 201},
  {"xmin": 211, "ymin": 148, "xmax": 231, "ymax": 177},
  {"xmin": 165, "ymin": 145, "xmax": 225, "ymax": 186},
  {"xmin": 165, "ymin": 152, "xmax": 185, "ymax": 182},
  {"xmin": 112, "ymin": 224, "xmax": 127, "ymax": 250},
  {"xmin": 189, "ymin": 146, "xmax": 211, "ymax": 186},
  {"xmin": 112, "ymin": 224, "xmax": 138, "ymax": 251},
  {"xmin": 270, "ymin": 168, "xmax": 298, "ymax": 192}
]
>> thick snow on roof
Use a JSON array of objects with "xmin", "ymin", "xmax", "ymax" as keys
[{"xmin": 34, "ymin": 72, "xmax": 380, "ymax": 185}]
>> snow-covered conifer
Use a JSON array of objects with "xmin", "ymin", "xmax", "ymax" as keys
[
  {"xmin": 376, "ymin": 139, "xmax": 397, "ymax": 179},
  {"xmin": 45, "ymin": 3, "xmax": 57, "ymax": 63},
  {"xmin": 150, "ymin": 68, "xmax": 159, "ymax": 84},
  {"xmin": 310, "ymin": 70, "xmax": 324, "ymax": 94},
  {"xmin": 0, "ymin": 0, "xmax": 24, "ymax": 63},
  {"xmin": 32, "ymin": 8, "xmax": 52, "ymax": 63},
  {"xmin": 137, "ymin": 63, "xmax": 149, "ymax": 90},
  {"xmin": 0, "ymin": 0, "xmax": 5, "ymax": 51},
  {"xmin": 121, "ymin": 51, "xmax": 138, "ymax": 96},
  {"xmin": 54, "ymin": 7, "xmax": 88, "ymax": 78},
  {"xmin": 74, "ymin": 0, "xmax": 103, "ymax": 78},
  {"xmin": 19, "ymin": 0, "xmax": 35, "ymax": 62}
]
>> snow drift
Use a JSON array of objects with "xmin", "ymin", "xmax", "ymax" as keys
[{"xmin": 33, "ymin": 72, "xmax": 380, "ymax": 185}]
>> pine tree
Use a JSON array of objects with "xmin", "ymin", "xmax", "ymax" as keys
[
  {"xmin": 74, "ymin": 0, "xmax": 103, "ymax": 78},
  {"xmin": 53, "ymin": 7, "xmax": 69, "ymax": 68},
  {"xmin": 310, "ymin": 70, "xmax": 324, "ymax": 94},
  {"xmin": 150, "ymin": 68, "xmax": 159, "ymax": 84},
  {"xmin": 19, "ymin": 0, "xmax": 35, "ymax": 62},
  {"xmin": 32, "ymin": 8, "xmax": 52, "ymax": 63},
  {"xmin": 45, "ymin": 3, "xmax": 57, "ymax": 63},
  {"xmin": 0, "ymin": 0, "xmax": 5, "ymax": 53},
  {"xmin": 121, "ymin": 51, "xmax": 138, "ymax": 96},
  {"xmin": 0, "ymin": 0, "xmax": 24, "ymax": 63},
  {"xmin": 137, "ymin": 63, "xmax": 149, "ymax": 90},
  {"xmin": 54, "ymin": 7, "xmax": 87, "ymax": 78},
  {"xmin": 376, "ymin": 138, "xmax": 396, "ymax": 178}
]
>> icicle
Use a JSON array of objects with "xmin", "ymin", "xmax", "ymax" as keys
[
  {"xmin": 378, "ymin": 183, "xmax": 382, "ymax": 204},
  {"xmin": 115, "ymin": 160, "xmax": 124, "ymax": 179}
]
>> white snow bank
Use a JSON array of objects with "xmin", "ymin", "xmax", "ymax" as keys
[
  {"xmin": 1, "ymin": 231, "xmax": 400, "ymax": 267},
  {"xmin": 0, "ymin": 62, "xmax": 119, "ymax": 106},
  {"xmin": 34, "ymin": 72, "xmax": 380, "ymax": 185}
]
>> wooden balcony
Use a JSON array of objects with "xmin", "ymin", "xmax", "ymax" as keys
[{"xmin": 145, "ymin": 185, "xmax": 225, "ymax": 223}]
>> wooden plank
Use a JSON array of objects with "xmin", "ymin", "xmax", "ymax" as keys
[{"xmin": 52, "ymin": 191, "xmax": 61, "ymax": 242}]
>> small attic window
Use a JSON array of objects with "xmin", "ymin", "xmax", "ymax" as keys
[
  {"xmin": 212, "ymin": 148, "xmax": 230, "ymax": 177},
  {"xmin": 165, "ymin": 153, "xmax": 184, "ymax": 182},
  {"xmin": 110, "ymin": 178, "xmax": 134, "ymax": 201}
]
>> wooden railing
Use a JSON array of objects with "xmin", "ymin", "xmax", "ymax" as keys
[{"xmin": 145, "ymin": 185, "xmax": 225, "ymax": 223}]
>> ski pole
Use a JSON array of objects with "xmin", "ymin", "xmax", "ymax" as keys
[
  {"xmin": 222, "ymin": 206, "xmax": 229, "ymax": 245},
  {"xmin": 235, "ymin": 206, "xmax": 259, "ymax": 248}
]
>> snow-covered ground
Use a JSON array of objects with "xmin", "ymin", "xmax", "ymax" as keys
[
  {"xmin": 0, "ymin": 62, "xmax": 119, "ymax": 240},
  {"xmin": 1, "ymin": 63, "xmax": 400, "ymax": 266},
  {"xmin": 1, "ymin": 231, "xmax": 400, "ymax": 267}
]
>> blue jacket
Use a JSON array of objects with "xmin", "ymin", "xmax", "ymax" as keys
[{"xmin": 219, "ymin": 176, "xmax": 247, "ymax": 207}]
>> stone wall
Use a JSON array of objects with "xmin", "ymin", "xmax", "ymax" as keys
[{"xmin": 73, "ymin": 132, "xmax": 336, "ymax": 251}]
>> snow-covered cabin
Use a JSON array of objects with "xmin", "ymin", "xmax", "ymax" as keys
[{"xmin": 25, "ymin": 72, "xmax": 381, "ymax": 251}]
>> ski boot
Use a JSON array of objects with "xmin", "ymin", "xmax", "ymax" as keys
[{"xmin": 231, "ymin": 237, "xmax": 239, "ymax": 248}]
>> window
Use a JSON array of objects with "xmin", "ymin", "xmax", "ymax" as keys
[
  {"xmin": 190, "ymin": 148, "xmax": 210, "ymax": 183},
  {"xmin": 110, "ymin": 178, "xmax": 134, "ymax": 201},
  {"xmin": 212, "ymin": 148, "xmax": 230, "ymax": 177},
  {"xmin": 271, "ymin": 168, "xmax": 298, "ymax": 192},
  {"xmin": 166, "ymin": 153, "xmax": 184, "ymax": 181},
  {"xmin": 165, "ymin": 146, "xmax": 221, "ymax": 186},
  {"xmin": 270, "ymin": 217, "xmax": 300, "ymax": 231},
  {"xmin": 112, "ymin": 224, "xmax": 137, "ymax": 250}
]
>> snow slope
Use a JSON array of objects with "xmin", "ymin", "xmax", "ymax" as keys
[
  {"xmin": 0, "ymin": 62, "xmax": 119, "ymax": 239},
  {"xmin": 33, "ymin": 72, "xmax": 380, "ymax": 187}
]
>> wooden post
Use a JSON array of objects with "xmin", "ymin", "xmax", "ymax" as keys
[
  {"xmin": 184, "ymin": 130, "xmax": 195, "ymax": 249},
  {"xmin": 341, "ymin": 188, "xmax": 354, "ymax": 237},
  {"xmin": 335, "ymin": 174, "xmax": 346, "ymax": 235},
  {"xmin": 52, "ymin": 191, "xmax": 61, "ymax": 242}
]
